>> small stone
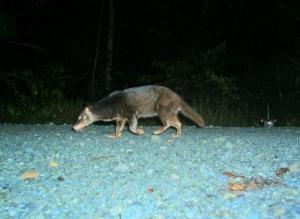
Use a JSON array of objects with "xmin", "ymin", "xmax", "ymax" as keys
[
  {"xmin": 232, "ymin": 177, "xmax": 243, "ymax": 184},
  {"xmin": 72, "ymin": 197, "xmax": 80, "ymax": 204},
  {"xmin": 147, "ymin": 169, "xmax": 154, "ymax": 176},
  {"xmin": 289, "ymin": 162, "xmax": 300, "ymax": 173},
  {"xmin": 122, "ymin": 203, "xmax": 143, "ymax": 218},
  {"xmin": 126, "ymin": 149, "xmax": 133, "ymax": 155},
  {"xmin": 225, "ymin": 142, "xmax": 234, "ymax": 149},
  {"xmin": 128, "ymin": 140, "xmax": 135, "ymax": 145},
  {"xmin": 0, "ymin": 191, "xmax": 7, "ymax": 200},
  {"xmin": 160, "ymin": 146, "xmax": 167, "ymax": 151},
  {"xmin": 223, "ymin": 192, "xmax": 239, "ymax": 200},
  {"xmin": 57, "ymin": 176, "xmax": 64, "ymax": 181},
  {"xmin": 170, "ymin": 173, "xmax": 180, "ymax": 180},
  {"xmin": 147, "ymin": 187, "xmax": 154, "ymax": 193},
  {"xmin": 151, "ymin": 135, "xmax": 160, "ymax": 141},
  {"xmin": 153, "ymin": 214, "xmax": 165, "ymax": 219},
  {"xmin": 113, "ymin": 163, "xmax": 129, "ymax": 173},
  {"xmin": 110, "ymin": 206, "xmax": 123, "ymax": 216},
  {"xmin": 129, "ymin": 162, "xmax": 136, "ymax": 167},
  {"xmin": 275, "ymin": 208, "xmax": 285, "ymax": 217}
]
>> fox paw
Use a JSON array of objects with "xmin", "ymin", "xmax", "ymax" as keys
[
  {"xmin": 171, "ymin": 133, "xmax": 181, "ymax": 138},
  {"xmin": 131, "ymin": 128, "xmax": 144, "ymax": 135},
  {"xmin": 136, "ymin": 128, "xmax": 144, "ymax": 135},
  {"xmin": 105, "ymin": 133, "xmax": 121, "ymax": 139},
  {"xmin": 153, "ymin": 127, "xmax": 165, "ymax": 135}
]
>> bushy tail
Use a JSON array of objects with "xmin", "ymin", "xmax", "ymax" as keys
[{"xmin": 180, "ymin": 100, "xmax": 205, "ymax": 127}]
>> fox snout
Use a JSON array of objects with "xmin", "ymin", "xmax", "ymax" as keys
[
  {"xmin": 72, "ymin": 123, "xmax": 82, "ymax": 132},
  {"xmin": 73, "ymin": 107, "xmax": 95, "ymax": 132},
  {"xmin": 72, "ymin": 115, "xmax": 94, "ymax": 132},
  {"xmin": 72, "ymin": 119, "xmax": 87, "ymax": 131}
]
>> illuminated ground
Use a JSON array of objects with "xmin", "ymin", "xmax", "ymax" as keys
[{"xmin": 0, "ymin": 124, "xmax": 299, "ymax": 218}]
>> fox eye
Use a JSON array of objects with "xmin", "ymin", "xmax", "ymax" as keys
[
  {"xmin": 83, "ymin": 116, "xmax": 87, "ymax": 120},
  {"xmin": 78, "ymin": 116, "xmax": 82, "ymax": 120}
]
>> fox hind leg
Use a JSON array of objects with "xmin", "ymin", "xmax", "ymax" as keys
[
  {"xmin": 154, "ymin": 114, "xmax": 181, "ymax": 137},
  {"xmin": 171, "ymin": 116, "xmax": 182, "ymax": 138},
  {"xmin": 154, "ymin": 103, "xmax": 182, "ymax": 137},
  {"xmin": 153, "ymin": 124, "xmax": 170, "ymax": 135}
]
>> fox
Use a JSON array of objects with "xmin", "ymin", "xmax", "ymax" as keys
[{"xmin": 72, "ymin": 85, "xmax": 204, "ymax": 138}]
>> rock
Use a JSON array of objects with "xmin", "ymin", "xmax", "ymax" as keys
[
  {"xmin": 223, "ymin": 192, "xmax": 239, "ymax": 200},
  {"xmin": 225, "ymin": 142, "xmax": 234, "ymax": 149},
  {"xmin": 170, "ymin": 173, "xmax": 180, "ymax": 180},
  {"xmin": 113, "ymin": 163, "xmax": 129, "ymax": 173},
  {"xmin": 57, "ymin": 176, "xmax": 64, "ymax": 181},
  {"xmin": 159, "ymin": 146, "xmax": 167, "ymax": 151},
  {"xmin": 126, "ymin": 149, "xmax": 133, "ymax": 155},
  {"xmin": 122, "ymin": 203, "xmax": 143, "ymax": 219},
  {"xmin": 275, "ymin": 208, "xmax": 285, "ymax": 217},
  {"xmin": 147, "ymin": 187, "xmax": 154, "ymax": 193},
  {"xmin": 0, "ymin": 191, "xmax": 7, "ymax": 201},
  {"xmin": 151, "ymin": 135, "xmax": 160, "ymax": 141},
  {"xmin": 289, "ymin": 162, "xmax": 300, "ymax": 173},
  {"xmin": 110, "ymin": 205, "xmax": 123, "ymax": 216},
  {"xmin": 147, "ymin": 169, "xmax": 154, "ymax": 176}
]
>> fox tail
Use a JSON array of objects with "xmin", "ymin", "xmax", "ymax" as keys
[{"xmin": 180, "ymin": 100, "xmax": 205, "ymax": 127}]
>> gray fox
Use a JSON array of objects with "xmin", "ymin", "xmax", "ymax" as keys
[{"xmin": 73, "ymin": 85, "xmax": 204, "ymax": 138}]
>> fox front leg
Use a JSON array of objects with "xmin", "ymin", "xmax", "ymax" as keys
[
  {"xmin": 128, "ymin": 115, "xmax": 144, "ymax": 135},
  {"xmin": 106, "ymin": 119, "xmax": 126, "ymax": 139}
]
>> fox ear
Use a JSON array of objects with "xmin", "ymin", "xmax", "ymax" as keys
[{"xmin": 85, "ymin": 106, "xmax": 91, "ymax": 113}]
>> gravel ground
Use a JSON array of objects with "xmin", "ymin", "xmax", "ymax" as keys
[{"xmin": 0, "ymin": 124, "xmax": 300, "ymax": 219}]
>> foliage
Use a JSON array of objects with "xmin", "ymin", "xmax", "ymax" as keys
[
  {"xmin": 1, "ymin": 100, "xmax": 83, "ymax": 124},
  {"xmin": 0, "ymin": 0, "xmax": 299, "ymax": 126},
  {"xmin": 0, "ymin": 11, "xmax": 15, "ymax": 39},
  {"xmin": 147, "ymin": 43, "xmax": 241, "ymax": 108}
]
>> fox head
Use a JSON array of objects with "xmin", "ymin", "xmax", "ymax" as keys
[{"xmin": 72, "ymin": 106, "xmax": 96, "ymax": 131}]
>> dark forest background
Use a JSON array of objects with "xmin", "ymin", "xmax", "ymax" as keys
[{"xmin": 0, "ymin": 0, "xmax": 299, "ymax": 126}]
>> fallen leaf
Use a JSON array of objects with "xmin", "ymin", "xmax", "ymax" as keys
[
  {"xmin": 228, "ymin": 182, "xmax": 247, "ymax": 191},
  {"xmin": 49, "ymin": 160, "xmax": 58, "ymax": 168},
  {"xmin": 20, "ymin": 171, "xmax": 38, "ymax": 180}
]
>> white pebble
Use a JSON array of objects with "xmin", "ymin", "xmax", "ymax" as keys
[
  {"xmin": 147, "ymin": 169, "xmax": 154, "ymax": 176},
  {"xmin": 289, "ymin": 162, "xmax": 300, "ymax": 173},
  {"xmin": 170, "ymin": 173, "xmax": 180, "ymax": 180},
  {"xmin": 151, "ymin": 135, "xmax": 160, "ymax": 141},
  {"xmin": 160, "ymin": 146, "xmax": 167, "ymax": 151},
  {"xmin": 113, "ymin": 163, "xmax": 129, "ymax": 173}
]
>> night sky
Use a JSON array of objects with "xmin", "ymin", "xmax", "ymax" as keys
[{"xmin": 0, "ymin": 0, "xmax": 299, "ymax": 124}]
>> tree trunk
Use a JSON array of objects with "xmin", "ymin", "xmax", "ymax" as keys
[{"xmin": 105, "ymin": 0, "xmax": 114, "ymax": 92}]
